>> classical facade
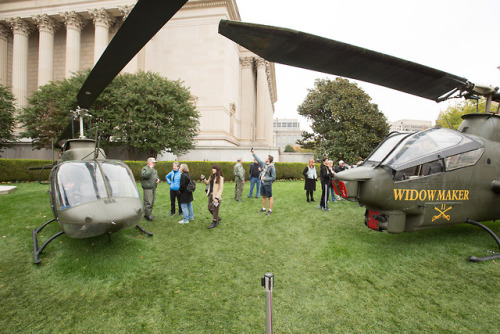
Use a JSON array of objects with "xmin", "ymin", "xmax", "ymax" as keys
[{"xmin": 0, "ymin": 0, "xmax": 278, "ymax": 161}]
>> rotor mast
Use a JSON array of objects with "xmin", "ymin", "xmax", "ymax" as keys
[{"xmin": 70, "ymin": 107, "xmax": 91, "ymax": 139}]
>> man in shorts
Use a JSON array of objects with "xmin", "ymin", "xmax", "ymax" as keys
[{"xmin": 252, "ymin": 150, "xmax": 276, "ymax": 215}]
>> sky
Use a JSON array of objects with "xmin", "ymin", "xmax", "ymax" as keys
[{"xmin": 235, "ymin": 0, "xmax": 500, "ymax": 131}]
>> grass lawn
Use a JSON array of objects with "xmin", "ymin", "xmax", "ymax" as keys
[{"xmin": 0, "ymin": 181, "xmax": 499, "ymax": 333}]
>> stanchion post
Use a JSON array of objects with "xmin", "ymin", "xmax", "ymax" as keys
[{"xmin": 261, "ymin": 272, "xmax": 274, "ymax": 334}]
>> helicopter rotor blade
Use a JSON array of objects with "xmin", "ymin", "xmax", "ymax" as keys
[{"xmin": 218, "ymin": 20, "xmax": 474, "ymax": 102}]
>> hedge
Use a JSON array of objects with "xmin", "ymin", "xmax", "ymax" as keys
[{"xmin": 0, "ymin": 159, "xmax": 314, "ymax": 183}]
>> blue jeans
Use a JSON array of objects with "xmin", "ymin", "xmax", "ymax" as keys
[
  {"xmin": 328, "ymin": 186, "xmax": 336, "ymax": 202},
  {"xmin": 249, "ymin": 177, "xmax": 261, "ymax": 197},
  {"xmin": 180, "ymin": 202, "xmax": 194, "ymax": 222}
]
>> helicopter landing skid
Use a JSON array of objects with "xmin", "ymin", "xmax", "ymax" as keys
[
  {"xmin": 32, "ymin": 218, "xmax": 65, "ymax": 264},
  {"xmin": 464, "ymin": 219, "xmax": 500, "ymax": 262},
  {"xmin": 136, "ymin": 225, "xmax": 154, "ymax": 237}
]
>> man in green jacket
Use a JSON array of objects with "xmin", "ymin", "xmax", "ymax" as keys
[
  {"xmin": 141, "ymin": 157, "xmax": 160, "ymax": 221},
  {"xmin": 234, "ymin": 157, "xmax": 245, "ymax": 202}
]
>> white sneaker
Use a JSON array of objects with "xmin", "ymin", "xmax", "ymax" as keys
[{"xmin": 178, "ymin": 220, "xmax": 188, "ymax": 224}]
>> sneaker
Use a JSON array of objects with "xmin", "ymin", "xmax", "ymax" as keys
[
  {"xmin": 322, "ymin": 208, "xmax": 331, "ymax": 211},
  {"xmin": 248, "ymin": 195, "xmax": 252, "ymax": 198},
  {"xmin": 170, "ymin": 213, "xmax": 175, "ymax": 217},
  {"xmin": 258, "ymin": 209, "xmax": 266, "ymax": 213},
  {"xmin": 178, "ymin": 220, "xmax": 188, "ymax": 224},
  {"xmin": 266, "ymin": 211, "xmax": 272, "ymax": 215}
]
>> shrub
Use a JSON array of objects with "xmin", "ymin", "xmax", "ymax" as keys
[{"xmin": 0, "ymin": 159, "xmax": 312, "ymax": 182}]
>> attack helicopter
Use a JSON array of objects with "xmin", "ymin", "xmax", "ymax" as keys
[
  {"xmin": 32, "ymin": 0, "xmax": 189, "ymax": 264},
  {"xmin": 218, "ymin": 20, "xmax": 500, "ymax": 261}
]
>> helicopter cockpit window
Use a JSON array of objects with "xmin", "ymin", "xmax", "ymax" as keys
[
  {"xmin": 383, "ymin": 128, "xmax": 476, "ymax": 170},
  {"xmin": 445, "ymin": 148, "xmax": 484, "ymax": 171},
  {"xmin": 363, "ymin": 132, "xmax": 410, "ymax": 166},
  {"xmin": 100, "ymin": 161, "xmax": 140, "ymax": 198},
  {"xmin": 56, "ymin": 162, "xmax": 108, "ymax": 209},
  {"xmin": 394, "ymin": 160, "xmax": 444, "ymax": 181}
]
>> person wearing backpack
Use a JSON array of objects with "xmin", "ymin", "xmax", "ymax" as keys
[
  {"xmin": 178, "ymin": 164, "xmax": 194, "ymax": 224},
  {"xmin": 165, "ymin": 162, "xmax": 183, "ymax": 217}
]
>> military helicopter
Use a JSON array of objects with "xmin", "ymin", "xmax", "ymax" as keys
[
  {"xmin": 218, "ymin": 20, "xmax": 500, "ymax": 261},
  {"xmin": 32, "ymin": 0, "xmax": 189, "ymax": 264}
]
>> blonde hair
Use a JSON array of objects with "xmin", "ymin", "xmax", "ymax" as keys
[
  {"xmin": 180, "ymin": 163, "xmax": 189, "ymax": 173},
  {"xmin": 308, "ymin": 159, "xmax": 315, "ymax": 168}
]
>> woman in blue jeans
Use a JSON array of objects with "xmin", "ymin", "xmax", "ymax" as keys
[{"xmin": 178, "ymin": 164, "xmax": 194, "ymax": 224}]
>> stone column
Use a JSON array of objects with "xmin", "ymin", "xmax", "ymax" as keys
[
  {"xmin": 119, "ymin": 5, "xmax": 138, "ymax": 73},
  {"xmin": 0, "ymin": 25, "xmax": 9, "ymax": 86},
  {"xmin": 61, "ymin": 11, "xmax": 85, "ymax": 78},
  {"xmin": 240, "ymin": 57, "xmax": 256, "ymax": 143},
  {"xmin": 255, "ymin": 58, "xmax": 268, "ymax": 143},
  {"xmin": 8, "ymin": 17, "xmax": 31, "ymax": 107},
  {"xmin": 90, "ymin": 8, "xmax": 114, "ymax": 64},
  {"xmin": 34, "ymin": 15, "xmax": 57, "ymax": 87}
]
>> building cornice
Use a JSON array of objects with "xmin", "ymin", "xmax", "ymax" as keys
[{"xmin": 184, "ymin": 0, "xmax": 240, "ymax": 21}]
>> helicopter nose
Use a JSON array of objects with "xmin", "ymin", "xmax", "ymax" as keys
[
  {"xmin": 333, "ymin": 167, "xmax": 389, "ymax": 201},
  {"xmin": 334, "ymin": 166, "xmax": 375, "ymax": 181}
]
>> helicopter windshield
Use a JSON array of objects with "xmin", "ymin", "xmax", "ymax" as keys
[
  {"xmin": 363, "ymin": 132, "xmax": 411, "ymax": 166},
  {"xmin": 55, "ymin": 160, "xmax": 139, "ymax": 209},
  {"xmin": 380, "ymin": 128, "xmax": 482, "ymax": 171}
]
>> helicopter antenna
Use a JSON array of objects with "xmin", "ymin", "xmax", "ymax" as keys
[
  {"xmin": 70, "ymin": 107, "xmax": 91, "ymax": 139},
  {"xmin": 93, "ymin": 126, "xmax": 100, "ymax": 160}
]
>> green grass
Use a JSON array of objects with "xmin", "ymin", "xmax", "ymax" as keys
[{"xmin": 1, "ymin": 181, "xmax": 499, "ymax": 333}]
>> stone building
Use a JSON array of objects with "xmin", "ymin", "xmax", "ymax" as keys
[
  {"xmin": 273, "ymin": 118, "xmax": 303, "ymax": 151},
  {"xmin": 0, "ymin": 0, "xmax": 278, "ymax": 161},
  {"xmin": 389, "ymin": 119, "xmax": 433, "ymax": 133}
]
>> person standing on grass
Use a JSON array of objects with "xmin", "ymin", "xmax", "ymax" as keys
[
  {"xmin": 248, "ymin": 158, "xmax": 261, "ymax": 198},
  {"xmin": 303, "ymin": 158, "xmax": 317, "ymax": 202},
  {"xmin": 201, "ymin": 164, "xmax": 224, "ymax": 229},
  {"xmin": 165, "ymin": 161, "xmax": 183, "ymax": 217},
  {"xmin": 178, "ymin": 164, "xmax": 194, "ymax": 224},
  {"xmin": 252, "ymin": 150, "xmax": 276, "ymax": 216},
  {"xmin": 327, "ymin": 160, "xmax": 337, "ymax": 203},
  {"xmin": 319, "ymin": 157, "xmax": 331, "ymax": 211},
  {"xmin": 233, "ymin": 157, "xmax": 245, "ymax": 202},
  {"xmin": 141, "ymin": 157, "xmax": 160, "ymax": 221}
]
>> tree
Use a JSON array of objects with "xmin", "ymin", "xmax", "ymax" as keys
[
  {"xmin": 18, "ymin": 70, "xmax": 88, "ymax": 148},
  {"xmin": 92, "ymin": 71, "xmax": 199, "ymax": 157},
  {"xmin": 296, "ymin": 131, "xmax": 317, "ymax": 150},
  {"xmin": 436, "ymin": 98, "xmax": 498, "ymax": 129},
  {"xmin": 283, "ymin": 144, "xmax": 295, "ymax": 152},
  {"xmin": 0, "ymin": 84, "xmax": 16, "ymax": 151},
  {"xmin": 298, "ymin": 78, "xmax": 389, "ymax": 163},
  {"xmin": 18, "ymin": 71, "xmax": 199, "ymax": 157}
]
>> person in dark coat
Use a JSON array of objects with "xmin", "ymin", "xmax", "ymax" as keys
[
  {"xmin": 319, "ymin": 158, "xmax": 331, "ymax": 211},
  {"xmin": 302, "ymin": 158, "xmax": 317, "ymax": 202},
  {"xmin": 178, "ymin": 164, "xmax": 194, "ymax": 224}
]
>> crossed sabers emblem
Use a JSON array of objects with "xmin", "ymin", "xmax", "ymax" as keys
[{"xmin": 432, "ymin": 204, "xmax": 452, "ymax": 222}]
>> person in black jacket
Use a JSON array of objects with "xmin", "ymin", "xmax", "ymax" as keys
[
  {"xmin": 178, "ymin": 164, "xmax": 194, "ymax": 224},
  {"xmin": 319, "ymin": 158, "xmax": 331, "ymax": 211},
  {"xmin": 248, "ymin": 158, "xmax": 261, "ymax": 198}
]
